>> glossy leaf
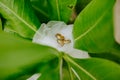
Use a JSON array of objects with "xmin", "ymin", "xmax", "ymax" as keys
[
  {"xmin": 64, "ymin": 55, "xmax": 120, "ymax": 80},
  {"xmin": 73, "ymin": 0, "xmax": 116, "ymax": 53},
  {"xmin": 0, "ymin": 32, "xmax": 59, "ymax": 80},
  {"xmin": 0, "ymin": 0, "xmax": 40, "ymax": 39},
  {"xmin": 31, "ymin": 0, "xmax": 77, "ymax": 23}
]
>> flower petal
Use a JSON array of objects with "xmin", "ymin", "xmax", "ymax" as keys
[{"xmin": 33, "ymin": 21, "xmax": 89, "ymax": 58}]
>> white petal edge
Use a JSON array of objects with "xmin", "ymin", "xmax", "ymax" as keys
[
  {"xmin": 33, "ymin": 21, "xmax": 90, "ymax": 58},
  {"xmin": 27, "ymin": 73, "xmax": 41, "ymax": 80}
]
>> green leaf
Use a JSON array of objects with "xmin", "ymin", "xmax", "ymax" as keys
[
  {"xmin": 62, "ymin": 59, "xmax": 77, "ymax": 80},
  {"xmin": 73, "ymin": 0, "xmax": 116, "ymax": 53},
  {"xmin": 75, "ymin": 0, "xmax": 91, "ymax": 14},
  {"xmin": 30, "ymin": 0, "xmax": 50, "ymax": 23},
  {"xmin": 89, "ymin": 52, "xmax": 120, "ymax": 64},
  {"xmin": 62, "ymin": 60, "xmax": 71, "ymax": 80},
  {"xmin": 0, "ymin": 32, "xmax": 59, "ymax": 80},
  {"xmin": 0, "ymin": 18, "xmax": 2, "ymax": 31},
  {"xmin": 31, "ymin": 0, "xmax": 77, "ymax": 23},
  {"xmin": 89, "ymin": 42, "xmax": 120, "ymax": 64},
  {"xmin": 64, "ymin": 54, "xmax": 120, "ymax": 80},
  {"xmin": 0, "ymin": 0, "xmax": 40, "ymax": 39},
  {"xmin": 37, "ymin": 58, "xmax": 60, "ymax": 80}
]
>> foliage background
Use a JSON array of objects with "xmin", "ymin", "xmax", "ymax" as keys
[{"xmin": 0, "ymin": 0, "xmax": 120, "ymax": 80}]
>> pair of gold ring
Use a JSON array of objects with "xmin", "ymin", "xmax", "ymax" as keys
[{"xmin": 55, "ymin": 33, "xmax": 71, "ymax": 46}]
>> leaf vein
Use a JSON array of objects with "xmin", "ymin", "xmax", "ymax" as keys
[
  {"xmin": 64, "ymin": 55, "xmax": 97, "ymax": 80},
  {"xmin": 32, "ymin": 5, "xmax": 49, "ymax": 18},
  {"xmin": 56, "ymin": 0, "xmax": 61, "ymax": 20},
  {"xmin": 0, "ymin": 2, "xmax": 37, "ymax": 32},
  {"xmin": 75, "ymin": 10, "xmax": 107, "ymax": 41}
]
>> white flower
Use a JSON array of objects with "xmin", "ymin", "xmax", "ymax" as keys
[{"xmin": 33, "ymin": 21, "xmax": 89, "ymax": 58}]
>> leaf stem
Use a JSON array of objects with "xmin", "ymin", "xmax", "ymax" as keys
[
  {"xmin": 56, "ymin": 0, "xmax": 61, "ymax": 20},
  {"xmin": 71, "ymin": 67, "xmax": 81, "ymax": 80},
  {"xmin": 68, "ymin": 64, "xmax": 74, "ymax": 80},
  {"xmin": 60, "ymin": 58, "xmax": 63, "ymax": 80},
  {"xmin": 59, "ymin": 53, "xmax": 63, "ymax": 80},
  {"xmin": 63, "ymin": 54, "xmax": 97, "ymax": 80}
]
